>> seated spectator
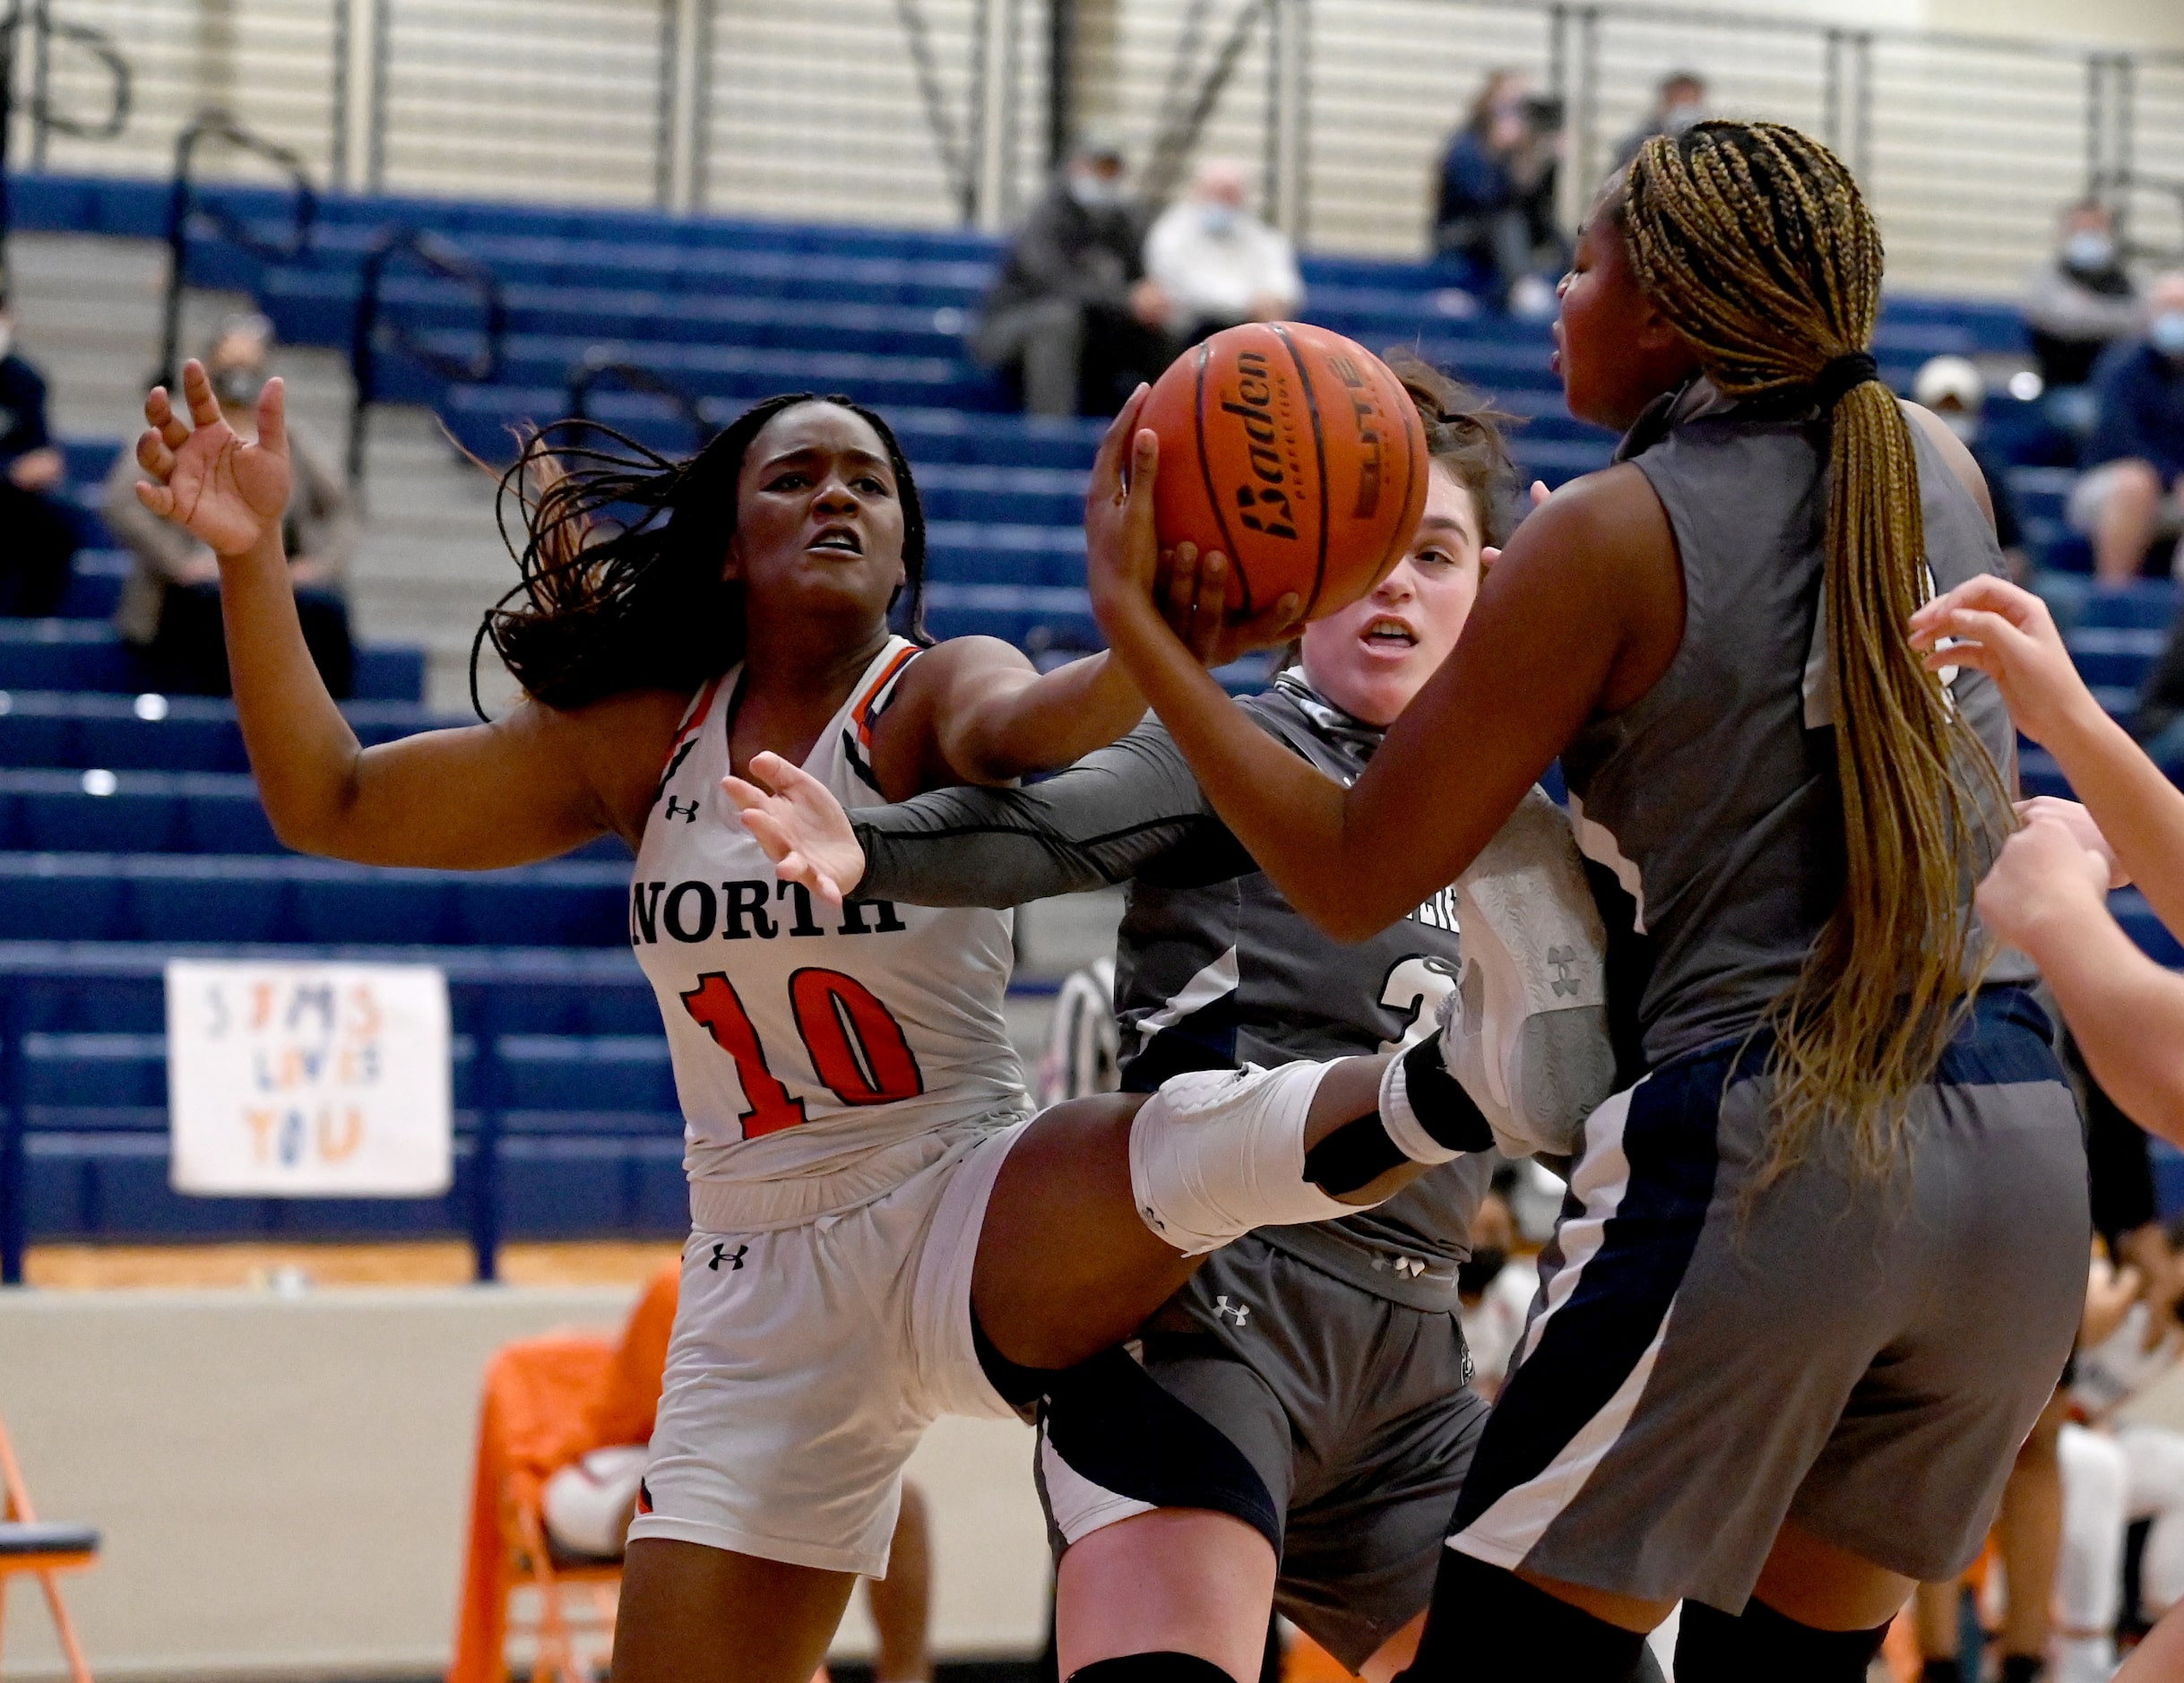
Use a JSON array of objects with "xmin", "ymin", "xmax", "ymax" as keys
[
  {"xmin": 1141, "ymin": 159, "xmax": 1304, "ymax": 344},
  {"xmin": 1612, "ymin": 70, "xmax": 1707, "ymax": 168},
  {"xmin": 1455, "ymin": 1176, "xmax": 1535, "ymax": 1402},
  {"xmin": 1432, "ymin": 69, "xmax": 1565, "ymax": 318},
  {"xmin": 2027, "ymin": 202, "xmax": 2141, "ymax": 394},
  {"xmin": 971, "ymin": 136, "xmax": 1173, "ymax": 417},
  {"xmin": 0, "ymin": 282, "xmax": 81, "ymax": 617},
  {"xmin": 1915, "ymin": 354, "xmax": 2027, "ymax": 577},
  {"xmin": 2066, "ymin": 271, "xmax": 2184, "ymax": 585},
  {"xmin": 105, "ymin": 314, "xmax": 355, "ymax": 696}
]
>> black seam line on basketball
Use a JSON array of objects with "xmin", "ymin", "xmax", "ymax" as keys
[
  {"xmin": 1192, "ymin": 342, "xmax": 1247, "ymax": 615},
  {"xmin": 1394, "ymin": 376, "xmax": 1429, "ymax": 580},
  {"xmin": 1270, "ymin": 323, "xmax": 1329, "ymax": 618}
]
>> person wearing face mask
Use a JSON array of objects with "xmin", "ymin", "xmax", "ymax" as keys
[
  {"xmin": 1432, "ymin": 69, "xmax": 1567, "ymax": 319},
  {"xmin": 1612, "ymin": 72, "xmax": 1708, "ymax": 171},
  {"xmin": 971, "ymin": 137, "xmax": 1175, "ymax": 418},
  {"xmin": 0, "ymin": 282, "xmax": 82, "ymax": 617},
  {"xmin": 103, "ymin": 314, "xmax": 355, "ymax": 695},
  {"xmin": 2026, "ymin": 203, "xmax": 2142, "ymax": 396},
  {"xmin": 1141, "ymin": 159, "xmax": 1304, "ymax": 346},
  {"xmin": 1913, "ymin": 357, "xmax": 2027, "ymax": 580},
  {"xmin": 2065, "ymin": 271, "xmax": 2184, "ymax": 586}
]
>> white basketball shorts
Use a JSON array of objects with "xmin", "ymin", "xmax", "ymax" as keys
[{"xmin": 627, "ymin": 1116, "xmax": 1031, "ymax": 1577}]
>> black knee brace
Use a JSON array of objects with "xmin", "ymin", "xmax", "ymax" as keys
[
  {"xmin": 1673, "ymin": 1597, "xmax": 1892, "ymax": 1683},
  {"xmin": 1396, "ymin": 1547, "xmax": 1654, "ymax": 1682},
  {"xmin": 1068, "ymin": 1653, "xmax": 1242, "ymax": 1683}
]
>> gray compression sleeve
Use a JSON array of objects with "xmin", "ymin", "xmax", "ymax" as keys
[{"xmin": 850, "ymin": 721, "xmax": 1219, "ymax": 908}]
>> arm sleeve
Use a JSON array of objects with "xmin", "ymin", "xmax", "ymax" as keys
[{"xmin": 852, "ymin": 722, "xmax": 1221, "ymax": 907}]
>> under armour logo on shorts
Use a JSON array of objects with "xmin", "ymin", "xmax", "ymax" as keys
[
  {"xmin": 1214, "ymin": 1295, "xmax": 1250, "ymax": 1326},
  {"xmin": 709, "ymin": 1242, "xmax": 747, "ymax": 1272},
  {"xmin": 666, "ymin": 797, "xmax": 700, "ymax": 823},
  {"xmin": 1548, "ymin": 944, "xmax": 1579, "ymax": 997}
]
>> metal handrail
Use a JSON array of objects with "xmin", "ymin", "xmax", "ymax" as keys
[
  {"xmin": 157, "ymin": 108, "xmax": 316, "ymax": 391},
  {"xmin": 566, "ymin": 349, "xmax": 719, "ymax": 451},
  {"xmin": 347, "ymin": 224, "xmax": 506, "ymax": 486},
  {"xmin": 0, "ymin": 0, "xmax": 131, "ymax": 265}
]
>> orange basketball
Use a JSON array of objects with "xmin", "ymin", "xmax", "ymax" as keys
[{"xmin": 1139, "ymin": 322, "xmax": 1429, "ymax": 620}]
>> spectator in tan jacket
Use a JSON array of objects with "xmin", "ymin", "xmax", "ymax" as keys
[{"xmin": 104, "ymin": 314, "xmax": 355, "ymax": 695}]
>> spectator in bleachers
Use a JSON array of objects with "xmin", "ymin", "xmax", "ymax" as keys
[
  {"xmin": 2026, "ymin": 202, "xmax": 2141, "ymax": 395},
  {"xmin": 1612, "ymin": 70, "xmax": 1708, "ymax": 169},
  {"xmin": 1431, "ymin": 69, "xmax": 1565, "ymax": 318},
  {"xmin": 1914, "ymin": 354, "xmax": 2028, "ymax": 578},
  {"xmin": 104, "ymin": 315, "xmax": 356, "ymax": 696},
  {"xmin": 0, "ymin": 281, "xmax": 81, "ymax": 617},
  {"xmin": 1141, "ymin": 158, "xmax": 1304, "ymax": 345},
  {"xmin": 2067, "ymin": 271, "xmax": 2184, "ymax": 585},
  {"xmin": 971, "ymin": 135, "xmax": 1174, "ymax": 417}
]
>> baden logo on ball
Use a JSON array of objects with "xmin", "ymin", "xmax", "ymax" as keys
[{"xmin": 1140, "ymin": 321, "xmax": 1429, "ymax": 621}]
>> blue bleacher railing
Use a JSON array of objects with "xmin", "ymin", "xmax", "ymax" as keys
[
  {"xmin": 0, "ymin": 0, "xmax": 127, "ymax": 265},
  {"xmin": 346, "ymin": 224, "xmax": 505, "ymax": 487},
  {"xmin": 158, "ymin": 110, "xmax": 315, "ymax": 392},
  {"xmin": 566, "ymin": 350, "xmax": 719, "ymax": 454}
]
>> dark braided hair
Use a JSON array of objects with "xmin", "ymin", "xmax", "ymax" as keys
[
  {"xmin": 1614, "ymin": 120, "xmax": 2008, "ymax": 1181},
  {"xmin": 472, "ymin": 393, "xmax": 930, "ymax": 717}
]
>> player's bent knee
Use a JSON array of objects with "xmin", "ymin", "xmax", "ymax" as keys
[
  {"xmin": 1069, "ymin": 1655, "xmax": 1241, "ymax": 1683},
  {"xmin": 1672, "ymin": 1598, "xmax": 1890, "ymax": 1683},
  {"xmin": 1129, "ymin": 1061, "xmax": 1360, "ymax": 1255}
]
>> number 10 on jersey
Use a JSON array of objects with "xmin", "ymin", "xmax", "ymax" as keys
[{"xmin": 680, "ymin": 968, "xmax": 925, "ymax": 1136}]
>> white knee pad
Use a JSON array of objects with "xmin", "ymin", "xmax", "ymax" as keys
[{"xmin": 1128, "ymin": 1061, "xmax": 1356, "ymax": 1256}]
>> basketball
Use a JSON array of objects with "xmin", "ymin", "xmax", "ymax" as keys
[{"xmin": 1138, "ymin": 322, "xmax": 1430, "ymax": 620}]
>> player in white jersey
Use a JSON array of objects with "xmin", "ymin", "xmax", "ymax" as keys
[{"xmin": 132, "ymin": 363, "xmax": 1505, "ymax": 1683}]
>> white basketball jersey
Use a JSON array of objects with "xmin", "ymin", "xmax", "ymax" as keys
[{"xmin": 633, "ymin": 638, "xmax": 1032, "ymax": 1192}]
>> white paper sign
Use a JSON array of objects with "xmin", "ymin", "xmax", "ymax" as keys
[{"xmin": 166, "ymin": 960, "xmax": 453, "ymax": 1196}]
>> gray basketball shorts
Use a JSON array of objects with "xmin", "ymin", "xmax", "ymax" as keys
[
  {"xmin": 1034, "ymin": 1236, "xmax": 1489, "ymax": 1670},
  {"xmin": 1448, "ymin": 985, "xmax": 2088, "ymax": 1613}
]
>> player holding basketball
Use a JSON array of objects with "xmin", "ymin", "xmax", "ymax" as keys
[
  {"xmin": 732, "ymin": 359, "xmax": 1653, "ymax": 1683},
  {"xmin": 131, "ymin": 364, "xmax": 1490, "ymax": 1683},
  {"xmin": 1082, "ymin": 121, "xmax": 2088, "ymax": 1680}
]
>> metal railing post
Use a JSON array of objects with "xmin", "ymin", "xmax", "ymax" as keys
[
  {"xmin": 27, "ymin": 0, "xmax": 47, "ymax": 168},
  {"xmin": 330, "ymin": 0, "xmax": 350, "ymax": 190},
  {"xmin": 366, "ymin": 0, "xmax": 389, "ymax": 192},
  {"xmin": 652, "ymin": 0, "xmax": 675, "ymax": 211},
  {"xmin": 1, "ymin": 983, "xmax": 24, "ymax": 1286},
  {"xmin": 686, "ymin": 0, "xmax": 712, "ymax": 212},
  {"xmin": 470, "ymin": 1043, "xmax": 499, "ymax": 1283},
  {"xmin": 1046, "ymin": 0, "xmax": 1074, "ymax": 167}
]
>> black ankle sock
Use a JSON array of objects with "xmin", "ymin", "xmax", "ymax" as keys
[
  {"xmin": 1675, "ymin": 1597, "xmax": 1893, "ymax": 1682},
  {"xmin": 1301, "ymin": 1040, "xmax": 1495, "ymax": 1195},
  {"xmin": 1399, "ymin": 1036, "xmax": 1496, "ymax": 1152}
]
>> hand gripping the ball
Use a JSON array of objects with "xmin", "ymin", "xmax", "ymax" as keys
[{"xmin": 134, "ymin": 360, "xmax": 293, "ymax": 559}]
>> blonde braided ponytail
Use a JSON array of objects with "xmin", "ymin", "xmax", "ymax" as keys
[{"xmin": 1618, "ymin": 121, "xmax": 2007, "ymax": 1180}]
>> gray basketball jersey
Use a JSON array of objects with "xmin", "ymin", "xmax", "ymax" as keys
[{"xmin": 1561, "ymin": 378, "xmax": 2033, "ymax": 1068}]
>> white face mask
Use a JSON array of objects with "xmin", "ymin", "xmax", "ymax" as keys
[
  {"xmin": 1068, "ymin": 172, "xmax": 1119, "ymax": 210},
  {"xmin": 2065, "ymin": 230, "xmax": 2117, "ymax": 272},
  {"xmin": 2152, "ymin": 310, "xmax": 2184, "ymax": 359},
  {"xmin": 1199, "ymin": 203, "xmax": 1239, "ymax": 237}
]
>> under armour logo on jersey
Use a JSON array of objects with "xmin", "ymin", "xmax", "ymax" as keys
[
  {"xmin": 708, "ymin": 1242, "xmax": 747, "ymax": 1272},
  {"xmin": 1214, "ymin": 1295, "xmax": 1250, "ymax": 1326},
  {"xmin": 1548, "ymin": 945, "xmax": 1579, "ymax": 997},
  {"xmin": 665, "ymin": 796, "xmax": 700, "ymax": 823},
  {"xmin": 1373, "ymin": 1254, "xmax": 1429, "ymax": 1279}
]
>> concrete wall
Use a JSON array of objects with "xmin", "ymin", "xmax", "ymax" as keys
[{"xmin": 0, "ymin": 1289, "xmax": 1049, "ymax": 1681}]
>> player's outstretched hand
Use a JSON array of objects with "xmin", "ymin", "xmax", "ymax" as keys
[
  {"xmin": 1908, "ymin": 574, "xmax": 2095, "ymax": 747},
  {"xmin": 134, "ymin": 361, "xmax": 292, "ymax": 558},
  {"xmin": 1481, "ymin": 479, "xmax": 1551, "ymax": 570},
  {"xmin": 725, "ymin": 752, "xmax": 865, "ymax": 907},
  {"xmin": 1974, "ymin": 802, "xmax": 2116, "ymax": 955}
]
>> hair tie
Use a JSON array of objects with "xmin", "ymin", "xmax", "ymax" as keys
[{"xmin": 1810, "ymin": 350, "xmax": 1879, "ymax": 409}]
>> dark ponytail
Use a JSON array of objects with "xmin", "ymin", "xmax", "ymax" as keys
[{"xmin": 472, "ymin": 393, "xmax": 930, "ymax": 717}]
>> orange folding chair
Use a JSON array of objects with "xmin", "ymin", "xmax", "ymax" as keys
[
  {"xmin": 0, "ymin": 1411, "xmax": 99, "ymax": 1683},
  {"xmin": 450, "ymin": 1333, "xmax": 622, "ymax": 1683}
]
